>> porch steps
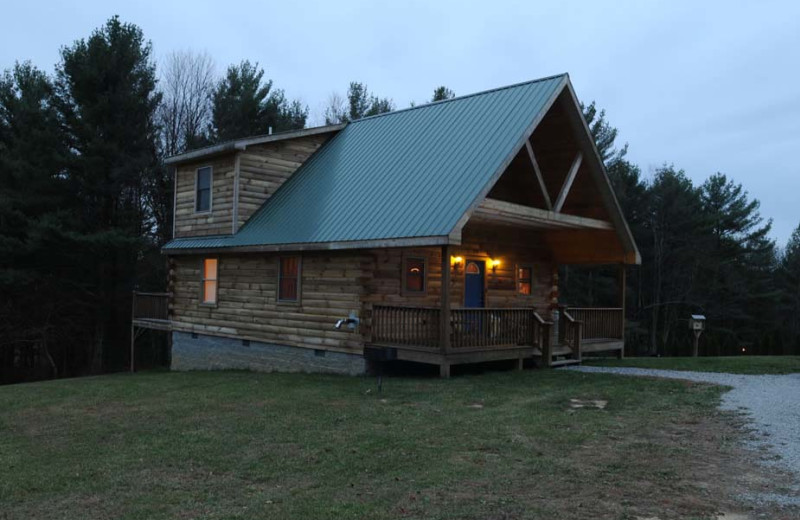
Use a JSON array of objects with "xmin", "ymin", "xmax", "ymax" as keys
[{"xmin": 549, "ymin": 359, "xmax": 582, "ymax": 368}]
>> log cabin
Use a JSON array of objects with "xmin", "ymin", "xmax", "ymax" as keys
[{"xmin": 132, "ymin": 73, "xmax": 640, "ymax": 377}]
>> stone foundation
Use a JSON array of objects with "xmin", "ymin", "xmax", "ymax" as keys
[{"xmin": 171, "ymin": 331, "xmax": 366, "ymax": 376}]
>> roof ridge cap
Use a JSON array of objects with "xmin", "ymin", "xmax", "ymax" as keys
[{"xmin": 350, "ymin": 73, "xmax": 569, "ymax": 124}]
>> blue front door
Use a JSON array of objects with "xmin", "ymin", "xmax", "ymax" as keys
[{"xmin": 464, "ymin": 260, "xmax": 485, "ymax": 308}]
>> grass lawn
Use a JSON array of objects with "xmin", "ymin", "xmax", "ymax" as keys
[
  {"xmin": 0, "ymin": 369, "xmax": 784, "ymax": 519},
  {"xmin": 584, "ymin": 355, "xmax": 800, "ymax": 375}
]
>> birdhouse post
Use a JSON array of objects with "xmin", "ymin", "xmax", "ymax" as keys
[{"xmin": 689, "ymin": 315, "xmax": 706, "ymax": 357}]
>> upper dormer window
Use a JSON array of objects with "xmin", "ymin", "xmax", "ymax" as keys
[{"xmin": 195, "ymin": 166, "xmax": 212, "ymax": 212}]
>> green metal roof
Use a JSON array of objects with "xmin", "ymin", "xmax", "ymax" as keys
[{"xmin": 164, "ymin": 74, "xmax": 568, "ymax": 252}]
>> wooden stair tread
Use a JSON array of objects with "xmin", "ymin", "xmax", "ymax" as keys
[{"xmin": 550, "ymin": 359, "xmax": 581, "ymax": 367}]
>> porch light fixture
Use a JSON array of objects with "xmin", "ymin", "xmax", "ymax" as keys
[
  {"xmin": 450, "ymin": 255, "xmax": 464, "ymax": 274},
  {"xmin": 489, "ymin": 258, "xmax": 501, "ymax": 274}
]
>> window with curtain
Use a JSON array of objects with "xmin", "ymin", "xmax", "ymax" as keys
[
  {"xmin": 279, "ymin": 256, "xmax": 301, "ymax": 301},
  {"xmin": 517, "ymin": 265, "xmax": 532, "ymax": 295},
  {"xmin": 196, "ymin": 166, "xmax": 212, "ymax": 212},
  {"xmin": 201, "ymin": 258, "xmax": 218, "ymax": 304},
  {"xmin": 404, "ymin": 257, "xmax": 426, "ymax": 293}
]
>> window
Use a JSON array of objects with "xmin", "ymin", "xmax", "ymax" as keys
[
  {"xmin": 195, "ymin": 166, "xmax": 212, "ymax": 212},
  {"xmin": 279, "ymin": 256, "xmax": 301, "ymax": 302},
  {"xmin": 201, "ymin": 258, "xmax": 218, "ymax": 304},
  {"xmin": 517, "ymin": 265, "xmax": 532, "ymax": 295},
  {"xmin": 403, "ymin": 257, "xmax": 426, "ymax": 294}
]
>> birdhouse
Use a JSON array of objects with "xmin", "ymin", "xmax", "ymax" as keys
[{"xmin": 689, "ymin": 314, "xmax": 706, "ymax": 331}]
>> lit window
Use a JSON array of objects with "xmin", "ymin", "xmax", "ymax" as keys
[
  {"xmin": 202, "ymin": 258, "xmax": 218, "ymax": 304},
  {"xmin": 404, "ymin": 257, "xmax": 426, "ymax": 293},
  {"xmin": 517, "ymin": 266, "xmax": 532, "ymax": 295},
  {"xmin": 279, "ymin": 256, "xmax": 301, "ymax": 301},
  {"xmin": 196, "ymin": 166, "xmax": 212, "ymax": 212}
]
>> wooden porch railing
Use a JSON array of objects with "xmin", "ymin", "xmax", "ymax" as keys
[
  {"xmin": 132, "ymin": 291, "xmax": 170, "ymax": 322},
  {"xmin": 451, "ymin": 308, "xmax": 533, "ymax": 349},
  {"xmin": 565, "ymin": 307, "xmax": 623, "ymax": 340},
  {"xmin": 371, "ymin": 305, "xmax": 441, "ymax": 348},
  {"xmin": 371, "ymin": 305, "xmax": 551, "ymax": 351}
]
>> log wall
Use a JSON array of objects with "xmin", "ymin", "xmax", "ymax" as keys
[
  {"xmin": 237, "ymin": 134, "xmax": 331, "ymax": 228},
  {"xmin": 174, "ymin": 156, "xmax": 235, "ymax": 237},
  {"xmin": 170, "ymin": 251, "xmax": 369, "ymax": 354},
  {"xmin": 169, "ymin": 226, "xmax": 553, "ymax": 355}
]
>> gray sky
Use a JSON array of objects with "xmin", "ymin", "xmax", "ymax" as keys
[{"xmin": 3, "ymin": 0, "xmax": 799, "ymax": 244}]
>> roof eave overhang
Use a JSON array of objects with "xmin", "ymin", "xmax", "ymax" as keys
[
  {"xmin": 164, "ymin": 124, "xmax": 347, "ymax": 165},
  {"xmin": 162, "ymin": 234, "xmax": 452, "ymax": 255}
]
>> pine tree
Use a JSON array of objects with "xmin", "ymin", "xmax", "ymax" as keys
[
  {"xmin": 54, "ymin": 16, "xmax": 162, "ymax": 372},
  {"xmin": 0, "ymin": 62, "xmax": 71, "ymax": 381},
  {"xmin": 431, "ymin": 86, "xmax": 455, "ymax": 102},
  {"xmin": 324, "ymin": 82, "xmax": 394, "ymax": 124},
  {"xmin": 209, "ymin": 61, "xmax": 307, "ymax": 142}
]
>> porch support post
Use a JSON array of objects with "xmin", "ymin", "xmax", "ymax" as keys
[
  {"xmin": 618, "ymin": 264, "xmax": 626, "ymax": 359},
  {"xmin": 541, "ymin": 323, "xmax": 553, "ymax": 368},
  {"xmin": 440, "ymin": 245, "xmax": 451, "ymax": 377}
]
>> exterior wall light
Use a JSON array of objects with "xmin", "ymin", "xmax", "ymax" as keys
[
  {"xmin": 489, "ymin": 258, "xmax": 501, "ymax": 274},
  {"xmin": 450, "ymin": 255, "xmax": 463, "ymax": 274}
]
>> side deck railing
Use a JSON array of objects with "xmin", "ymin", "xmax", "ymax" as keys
[
  {"xmin": 132, "ymin": 291, "xmax": 171, "ymax": 322},
  {"xmin": 371, "ymin": 305, "xmax": 441, "ymax": 349}
]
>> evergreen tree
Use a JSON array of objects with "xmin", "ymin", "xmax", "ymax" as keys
[
  {"xmin": 324, "ymin": 82, "xmax": 394, "ymax": 124},
  {"xmin": 779, "ymin": 225, "xmax": 800, "ymax": 354},
  {"xmin": 210, "ymin": 61, "xmax": 307, "ymax": 142},
  {"xmin": 582, "ymin": 101, "xmax": 628, "ymax": 167},
  {"xmin": 431, "ymin": 86, "xmax": 455, "ymax": 102},
  {"xmin": 645, "ymin": 166, "xmax": 710, "ymax": 355},
  {"xmin": 0, "ymin": 62, "xmax": 71, "ymax": 381},
  {"xmin": 54, "ymin": 16, "xmax": 162, "ymax": 373},
  {"xmin": 698, "ymin": 173, "xmax": 775, "ymax": 354}
]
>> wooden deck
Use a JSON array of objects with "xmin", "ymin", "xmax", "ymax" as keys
[
  {"xmin": 369, "ymin": 305, "xmax": 624, "ymax": 376},
  {"xmin": 131, "ymin": 292, "xmax": 624, "ymax": 377}
]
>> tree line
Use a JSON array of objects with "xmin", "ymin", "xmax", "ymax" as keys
[
  {"xmin": 2, "ymin": 16, "xmax": 798, "ymax": 384},
  {"xmin": 567, "ymin": 104, "xmax": 799, "ymax": 357}
]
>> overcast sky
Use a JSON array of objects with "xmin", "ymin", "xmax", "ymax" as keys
[{"xmin": 3, "ymin": 1, "xmax": 799, "ymax": 244}]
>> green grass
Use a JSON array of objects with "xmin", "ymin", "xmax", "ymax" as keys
[
  {"xmin": 0, "ymin": 369, "xmax": 758, "ymax": 519},
  {"xmin": 584, "ymin": 355, "xmax": 800, "ymax": 375}
]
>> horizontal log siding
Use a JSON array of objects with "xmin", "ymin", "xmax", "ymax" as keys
[
  {"xmin": 237, "ymin": 135, "xmax": 331, "ymax": 227},
  {"xmin": 360, "ymin": 235, "xmax": 553, "ymax": 342},
  {"xmin": 170, "ymin": 252, "xmax": 369, "ymax": 353},
  {"xmin": 174, "ymin": 156, "xmax": 236, "ymax": 237}
]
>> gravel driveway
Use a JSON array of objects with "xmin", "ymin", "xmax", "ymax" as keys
[{"xmin": 565, "ymin": 366, "xmax": 800, "ymax": 506}]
